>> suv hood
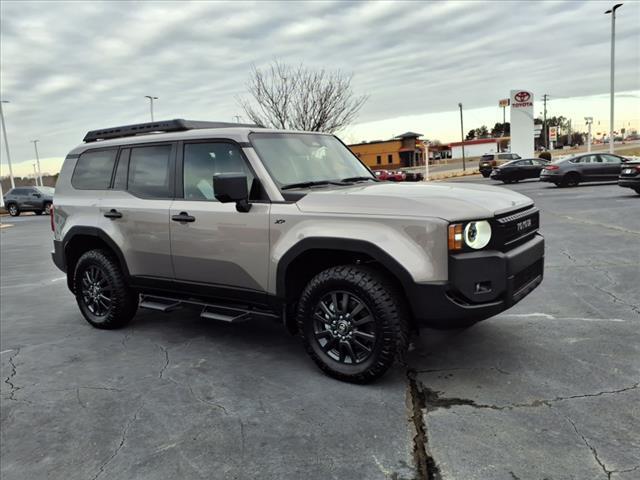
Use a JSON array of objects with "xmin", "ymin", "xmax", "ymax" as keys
[{"xmin": 295, "ymin": 182, "xmax": 533, "ymax": 221}]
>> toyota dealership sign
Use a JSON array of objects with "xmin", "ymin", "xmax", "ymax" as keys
[{"xmin": 510, "ymin": 89, "xmax": 534, "ymax": 157}]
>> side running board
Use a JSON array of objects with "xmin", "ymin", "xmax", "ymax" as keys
[{"xmin": 139, "ymin": 294, "xmax": 277, "ymax": 323}]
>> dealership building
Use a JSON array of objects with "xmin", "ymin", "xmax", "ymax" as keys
[
  {"xmin": 349, "ymin": 132, "xmax": 427, "ymax": 169},
  {"xmin": 449, "ymin": 137, "xmax": 510, "ymax": 159}
]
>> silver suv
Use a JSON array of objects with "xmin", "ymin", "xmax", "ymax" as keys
[{"xmin": 51, "ymin": 119, "xmax": 544, "ymax": 382}]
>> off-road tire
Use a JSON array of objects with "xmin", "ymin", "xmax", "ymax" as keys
[
  {"xmin": 74, "ymin": 249, "xmax": 138, "ymax": 329},
  {"xmin": 7, "ymin": 203, "xmax": 19, "ymax": 216},
  {"xmin": 297, "ymin": 265, "xmax": 410, "ymax": 383},
  {"xmin": 44, "ymin": 202, "xmax": 52, "ymax": 215}
]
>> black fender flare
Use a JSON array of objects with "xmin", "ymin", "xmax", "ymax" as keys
[{"xmin": 275, "ymin": 237, "xmax": 415, "ymax": 299}]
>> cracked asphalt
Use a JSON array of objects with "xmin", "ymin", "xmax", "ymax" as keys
[{"xmin": 1, "ymin": 178, "xmax": 639, "ymax": 480}]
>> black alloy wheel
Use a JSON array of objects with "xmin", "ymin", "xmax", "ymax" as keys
[
  {"xmin": 312, "ymin": 290, "xmax": 376, "ymax": 365},
  {"xmin": 80, "ymin": 265, "xmax": 113, "ymax": 317},
  {"xmin": 7, "ymin": 204, "xmax": 19, "ymax": 216}
]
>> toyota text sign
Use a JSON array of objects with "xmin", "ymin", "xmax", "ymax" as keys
[
  {"xmin": 510, "ymin": 89, "xmax": 534, "ymax": 157},
  {"xmin": 512, "ymin": 90, "xmax": 533, "ymax": 108}
]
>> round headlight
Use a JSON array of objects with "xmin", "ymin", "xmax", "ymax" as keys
[{"xmin": 464, "ymin": 221, "xmax": 492, "ymax": 249}]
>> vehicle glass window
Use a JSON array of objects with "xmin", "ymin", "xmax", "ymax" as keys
[
  {"xmin": 533, "ymin": 159, "xmax": 546, "ymax": 166},
  {"xmin": 72, "ymin": 149, "xmax": 117, "ymax": 189},
  {"xmin": 128, "ymin": 145, "xmax": 172, "ymax": 198},
  {"xmin": 581, "ymin": 155, "xmax": 598, "ymax": 163},
  {"xmin": 113, "ymin": 149, "xmax": 130, "ymax": 190},
  {"xmin": 183, "ymin": 142, "xmax": 254, "ymax": 201},
  {"xmin": 35, "ymin": 187, "xmax": 54, "ymax": 195},
  {"xmin": 518, "ymin": 159, "xmax": 533, "ymax": 166},
  {"xmin": 12, "ymin": 188, "xmax": 27, "ymax": 195},
  {"xmin": 481, "ymin": 155, "xmax": 494, "ymax": 161},
  {"xmin": 250, "ymin": 133, "xmax": 372, "ymax": 187},
  {"xmin": 498, "ymin": 154, "xmax": 510, "ymax": 160},
  {"xmin": 600, "ymin": 155, "xmax": 621, "ymax": 164}
]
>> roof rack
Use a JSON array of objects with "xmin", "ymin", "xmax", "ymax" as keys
[{"xmin": 83, "ymin": 119, "xmax": 260, "ymax": 143}]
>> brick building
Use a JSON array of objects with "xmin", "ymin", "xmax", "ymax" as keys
[{"xmin": 348, "ymin": 132, "xmax": 426, "ymax": 170}]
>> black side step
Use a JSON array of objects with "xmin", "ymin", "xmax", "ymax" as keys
[{"xmin": 138, "ymin": 294, "xmax": 278, "ymax": 323}]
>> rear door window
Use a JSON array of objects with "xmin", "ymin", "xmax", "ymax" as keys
[
  {"xmin": 71, "ymin": 149, "xmax": 118, "ymax": 189},
  {"xmin": 600, "ymin": 154, "xmax": 622, "ymax": 164},
  {"xmin": 128, "ymin": 144, "xmax": 174, "ymax": 198}
]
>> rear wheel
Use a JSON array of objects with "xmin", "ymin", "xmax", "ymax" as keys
[
  {"xmin": 7, "ymin": 203, "xmax": 19, "ymax": 216},
  {"xmin": 481, "ymin": 172, "xmax": 490, "ymax": 178},
  {"xmin": 74, "ymin": 250, "xmax": 138, "ymax": 329},
  {"xmin": 561, "ymin": 172, "xmax": 580, "ymax": 187},
  {"xmin": 44, "ymin": 202, "xmax": 52, "ymax": 215},
  {"xmin": 297, "ymin": 265, "xmax": 409, "ymax": 383}
]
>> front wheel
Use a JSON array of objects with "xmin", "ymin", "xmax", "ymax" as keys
[
  {"xmin": 74, "ymin": 250, "xmax": 138, "ymax": 329},
  {"xmin": 7, "ymin": 204, "xmax": 19, "ymax": 216},
  {"xmin": 297, "ymin": 265, "xmax": 409, "ymax": 383},
  {"xmin": 44, "ymin": 202, "xmax": 52, "ymax": 215}
]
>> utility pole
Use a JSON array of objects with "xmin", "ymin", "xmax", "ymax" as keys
[
  {"xmin": 0, "ymin": 100, "xmax": 16, "ymax": 189},
  {"xmin": 144, "ymin": 95, "xmax": 158, "ymax": 122},
  {"xmin": 32, "ymin": 163, "xmax": 38, "ymax": 185},
  {"xmin": 542, "ymin": 94, "xmax": 549, "ymax": 150},
  {"xmin": 31, "ymin": 139, "xmax": 43, "ymax": 186},
  {"xmin": 458, "ymin": 103, "xmax": 466, "ymax": 171},
  {"xmin": 605, "ymin": 3, "xmax": 623, "ymax": 154}
]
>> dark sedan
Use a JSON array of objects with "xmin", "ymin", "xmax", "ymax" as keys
[
  {"xmin": 618, "ymin": 160, "xmax": 640, "ymax": 195},
  {"xmin": 489, "ymin": 158, "xmax": 549, "ymax": 183},
  {"xmin": 539, "ymin": 153, "xmax": 628, "ymax": 187}
]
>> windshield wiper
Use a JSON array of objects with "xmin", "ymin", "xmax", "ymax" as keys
[
  {"xmin": 340, "ymin": 176, "xmax": 377, "ymax": 183},
  {"xmin": 281, "ymin": 180, "xmax": 351, "ymax": 190}
]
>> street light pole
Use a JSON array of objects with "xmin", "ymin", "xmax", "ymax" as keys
[
  {"xmin": 144, "ymin": 95, "xmax": 158, "ymax": 122},
  {"xmin": 32, "ymin": 163, "xmax": 38, "ymax": 185},
  {"xmin": 0, "ymin": 100, "xmax": 16, "ymax": 189},
  {"xmin": 585, "ymin": 117, "xmax": 593, "ymax": 153},
  {"xmin": 31, "ymin": 139, "xmax": 43, "ymax": 186},
  {"xmin": 605, "ymin": 3, "xmax": 623, "ymax": 154},
  {"xmin": 458, "ymin": 103, "xmax": 466, "ymax": 171}
]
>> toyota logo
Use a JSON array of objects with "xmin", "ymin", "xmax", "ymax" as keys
[{"xmin": 514, "ymin": 91, "xmax": 531, "ymax": 102}]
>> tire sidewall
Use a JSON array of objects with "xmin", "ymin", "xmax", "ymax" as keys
[{"xmin": 8, "ymin": 204, "xmax": 18, "ymax": 216}]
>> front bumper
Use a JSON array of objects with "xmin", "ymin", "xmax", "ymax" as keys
[{"xmin": 407, "ymin": 234, "xmax": 544, "ymax": 326}]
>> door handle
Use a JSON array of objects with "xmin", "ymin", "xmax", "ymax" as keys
[
  {"xmin": 171, "ymin": 212, "xmax": 196, "ymax": 223},
  {"xmin": 104, "ymin": 209, "xmax": 123, "ymax": 219}
]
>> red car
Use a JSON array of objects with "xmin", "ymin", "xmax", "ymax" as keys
[{"xmin": 374, "ymin": 170, "xmax": 406, "ymax": 182}]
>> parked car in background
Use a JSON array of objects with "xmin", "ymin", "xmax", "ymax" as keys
[
  {"xmin": 618, "ymin": 159, "xmax": 640, "ymax": 195},
  {"xmin": 374, "ymin": 170, "xmax": 406, "ymax": 181},
  {"xmin": 489, "ymin": 158, "xmax": 549, "ymax": 183},
  {"xmin": 479, "ymin": 153, "xmax": 521, "ymax": 177},
  {"xmin": 539, "ymin": 153, "xmax": 629, "ymax": 187},
  {"xmin": 2, "ymin": 186, "xmax": 54, "ymax": 216},
  {"xmin": 403, "ymin": 171, "xmax": 424, "ymax": 182}
]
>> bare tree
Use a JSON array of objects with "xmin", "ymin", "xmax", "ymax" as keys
[{"xmin": 237, "ymin": 61, "xmax": 368, "ymax": 133}]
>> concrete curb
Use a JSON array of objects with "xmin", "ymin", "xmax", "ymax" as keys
[{"xmin": 425, "ymin": 169, "xmax": 480, "ymax": 181}]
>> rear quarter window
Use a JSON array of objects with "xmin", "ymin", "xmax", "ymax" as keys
[{"xmin": 71, "ymin": 149, "xmax": 118, "ymax": 189}]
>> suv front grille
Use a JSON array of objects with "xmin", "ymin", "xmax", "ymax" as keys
[{"xmin": 493, "ymin": 207, "xmax": 539, "ymax": 250}]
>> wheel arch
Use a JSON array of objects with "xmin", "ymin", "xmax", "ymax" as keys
[{"xmin": 62, "ymin": 226, "xmax": 130, "ymax": 293}]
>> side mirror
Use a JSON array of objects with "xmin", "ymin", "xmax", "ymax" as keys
[{"xmin": 213, "ymin": 173, "xmax": 251, "ymax": 212}]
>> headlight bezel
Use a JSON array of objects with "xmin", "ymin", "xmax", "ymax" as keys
[{"xmin": 448, "ymin": 220, "xmax": 493, "ymax": 252}]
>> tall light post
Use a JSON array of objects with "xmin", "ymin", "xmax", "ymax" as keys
[
  {"xmin": 31, "ymin": 139, "xmax": 43, "ymax": 186},
  {"xmin": 458, "ymin": 103, "xmax": 466, "ymax": 171},
  {"xmin": 32, "ymin": 163, "xmax": 38, "ymax": 185},
  {"xmin": 144, "ymin": 95, "xmax": 158, "ymax": 122},
  {"xmin": 605, "ymin": 3, "xmax": 623, "ymax": 154},
  {"xmin": 0, "ymin": 100, "xmax": 16, "ymax": 189},
  {"xmin": 585, "ymin": 117, "xmax": 593, "ymax": 153}
]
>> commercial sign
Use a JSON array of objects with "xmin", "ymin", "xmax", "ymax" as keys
[
  {"xmin": 510, "ymin": 90, "xmax": 534, "ymax": 157},
  {"xmin": 498, "ymin": 98, "xmax": 510, "ymax": 108},
  {"xmin": 549, "ymin": 126, "xmax": 558, "ymax": 141}
]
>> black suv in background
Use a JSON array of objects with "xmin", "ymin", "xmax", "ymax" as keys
[
  {"xmin": 3, "ymin": 186, "xmax": 54, "ymax": 216},
  {"xmin": 479, "ymin": 153, "xmax": 521, "ymax": 177}
]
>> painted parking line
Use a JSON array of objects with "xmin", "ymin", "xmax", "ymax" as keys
[{"xmin": 0, "ymin": 349, "xmax": 14, "ymax": 355}]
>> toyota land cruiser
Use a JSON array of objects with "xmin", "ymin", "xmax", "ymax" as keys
[{"xmin": 51, "ymin": 119, "xmax": 544, "ymax": 383}]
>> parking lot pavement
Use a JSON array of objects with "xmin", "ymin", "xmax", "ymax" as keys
[
  {"xmin": 413, "ymin": 178, "xmax": 640, "ymax": 480},
  {"xmin": 1, "ymin": 180, "xmax": 639, "ymax": 480}
]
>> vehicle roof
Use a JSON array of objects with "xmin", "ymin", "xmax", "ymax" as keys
[{"xmin": 67, "ymin": 126, "xmax": 332, "ymax": 156}]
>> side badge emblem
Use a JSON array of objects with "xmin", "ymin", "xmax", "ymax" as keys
[{"xmin": 274, "ymin": 219, "xmax": 286, "ymax": 224}]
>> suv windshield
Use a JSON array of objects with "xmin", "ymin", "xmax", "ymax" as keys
[{"xmin": 250, "ymin": 132, "xmax": 373, "ymax": 188}]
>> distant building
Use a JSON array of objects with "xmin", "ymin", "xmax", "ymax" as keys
[
  {"xmin": 349, "ymin": 132, "xmax": 426, "ymax": 170},
  {"xmin": 449, "ymin": 137, "xmax": 510, "ymax": 159}
]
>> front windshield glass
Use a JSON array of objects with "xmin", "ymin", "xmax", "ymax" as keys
[
  {"xmin": 249, "ymin": 133, "xmax": 373, "ymax": 187},
  {"xmin": 35, "ymin": 186, "xmax": 55, "ymax": 195}
]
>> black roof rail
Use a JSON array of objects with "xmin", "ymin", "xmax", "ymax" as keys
[{"xmin": 83, "ymin": 119, "xmax": 260, "ymax": 143}]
